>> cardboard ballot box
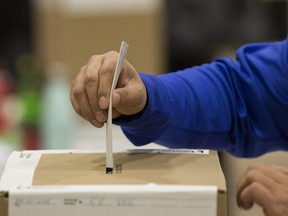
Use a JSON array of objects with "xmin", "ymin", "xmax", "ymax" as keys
[{"xmin": 0, "ymin": 150, "xmax": 227, "ymax": 216}]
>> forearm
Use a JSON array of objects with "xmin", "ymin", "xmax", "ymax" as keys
[{"xmin": 117, "ymin": 38, "xmax": 288, "ymax": 157}]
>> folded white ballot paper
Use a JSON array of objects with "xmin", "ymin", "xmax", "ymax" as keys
[
  {"xmin": 106, "ymin": 41, "xmax": 129, "ymax": 173},
  {"xmin": 0, "ymin": 150, "xmax": 222, "ymax": 216}
]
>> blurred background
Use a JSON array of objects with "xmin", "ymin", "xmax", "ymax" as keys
[{"xmin": 0, "ymin": 0, "xmax": 287, "ymax": 215}]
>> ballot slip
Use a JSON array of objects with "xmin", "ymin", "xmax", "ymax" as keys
[{"xmin": 106, "ymin": 41, "xmax": 129, "ymax": 174}]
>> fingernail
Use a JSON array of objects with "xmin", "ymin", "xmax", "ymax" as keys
[
  {"xmin": 113, "ymin": 92, "xmax": 121, "ymax": 105},
  {"xmin": 99, "ymin": 96, "xmax": 106, "ymax": 109},
  {"xmin": 92, "ymin": 120, "xmax": 99, "ymax": 127},
  {"xmin": 96, "ymin": 111, "xmax": 106, "ymax": 123}
]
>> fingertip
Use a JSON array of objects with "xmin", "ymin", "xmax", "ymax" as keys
[
  {"xmin": 237, "ymin": 195, "xmax": 252, "ymax": 210},
  {"xmin": 95, "ymin": 111, "xmax": 107, "ymax": 123},
  {"xmin": 99, "ymin": 96, "xmax": 107, "ymax": 109},
  {"xmin": 112, "ymin": 92, "xmax": 121, "ymax": 106},
  {"xmin": 91, "ymin": 120, "xmax": 104, "ymax": 128}
]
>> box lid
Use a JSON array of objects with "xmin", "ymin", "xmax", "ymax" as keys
[
  {"xmin": 0, "ymin": 149, "xmax": 226, "ymax": 191},
  {"xmin": 33, "ymin": 150, "xmax": 226, "ymax": 191},
  {"xmin": 0, "ymin": 149, "xmax": 226, "ymax": 216}
]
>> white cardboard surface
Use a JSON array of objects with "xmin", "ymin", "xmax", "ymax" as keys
[{"xmin": 9, "ymin": 185, "xmax": 217, "ymax": 216}]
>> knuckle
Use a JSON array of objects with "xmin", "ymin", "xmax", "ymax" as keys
[
  {"xmin": 107, "ymin": 50, "xmax": 119, "ymax": 57},
  {"xmin": 245, "ymin": 169, "xmax": 259, "ymax": 182},
  {"xmin": 84, "ymin": 72, "xmax": 98, "ymax": 85},
  {"xmin": 79, "ymin": 65, "xmax": 86, "ymax": 72},
  {"xmin": 248, "ymin": 163, "xmax": 262, "ymax": 171},
  {"xmin": 88, "ymin": 55, "xmax": 101, "ymax": 63},
  {"xmin": 73, "ymin": 86, "xmax": 85, "ymax": 99},
  {"xmin": 96, "ymin": 51, "xmax": 119, "ymax": 77},
  {"xmin": 105, "ymin": 51, "xmax": 119, "ymax": 65},
  {"xmin": 98, "ymin": 66, "xmax": 109, "ymax": 76},
  {"xmin": 248, "ymin": 181, "xmax": 261, "ymax": 191}
]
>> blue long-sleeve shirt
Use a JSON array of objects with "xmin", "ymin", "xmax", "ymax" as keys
[{"xmin": 115, "ymin": 38, "xmax": 288, "ymax": 158}]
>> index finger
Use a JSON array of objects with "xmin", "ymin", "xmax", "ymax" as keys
[
  {"xmin": 71, "ymin": 66, "xmax": 103, "ymax": 127},
  {"xmin": 237, "ymin": 164, "xmax": 276, "ymax": 196},
  {"xmin": 237, "ymin": 181, "xmax": 273, "ymax": 210},
  {"xmin": 84, "ymin": 55, "xmax": 106, "ymax": 123}
]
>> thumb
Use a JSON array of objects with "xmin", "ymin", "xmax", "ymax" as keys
[
  {"xmin": 112, "ymin": 84, "xmax": 146, "ymax": 116},
  {"xmin": 112, "ymin": 91, "xmax": 122, "ymax": 107},
  {"xmin": 112, "ymin": 89, "xmax": 132, "ymax": 115}
]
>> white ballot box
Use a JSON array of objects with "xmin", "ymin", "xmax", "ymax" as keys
[{"xmin": 0, "ymin": 149, "xmax": 227, "ymax": 216}]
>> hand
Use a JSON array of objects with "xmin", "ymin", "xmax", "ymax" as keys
[
  {"xmin": 236, "ymin": 163, "xmax": 288, "ymax": 216},
  {"xmin": 70, "ymin": 51, "xmax": 147, "ymax": 128}
]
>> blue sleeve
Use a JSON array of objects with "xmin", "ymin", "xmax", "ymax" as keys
[{"xmin": 115, "ymin": 38, "xmax": 288, "ymax": 157}]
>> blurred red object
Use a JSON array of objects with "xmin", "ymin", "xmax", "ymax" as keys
[
  {"xmin": 0, "ymin": 68, "xmax": 13, "ymax": 133},
  {"xmin": 22, "ymin": 126, "xmax": 40, "ymax": 150}
]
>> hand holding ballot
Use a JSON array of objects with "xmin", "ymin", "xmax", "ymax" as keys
[{"xmin": 70, "ymin": 51, "xmax": 147, "ymax": 128}]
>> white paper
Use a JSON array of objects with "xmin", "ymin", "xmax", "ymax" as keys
[
  {"xmin": 0, "ymin": 151, "xmax": 42, "ymax": 191},
  {"xmin": 9, "ymin": 185, "xmax": 217, "ymax": 216},
  {"xmin": 127, "ymin": 149, "xmax": 209, "ymax": 154},
  {"xmin": 0, "ymin": 150, "xmax": 92, "ymax": 190},
  {"xmin": 106, "ymin": 41, "xmax": 129, "ymax": 171}
]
